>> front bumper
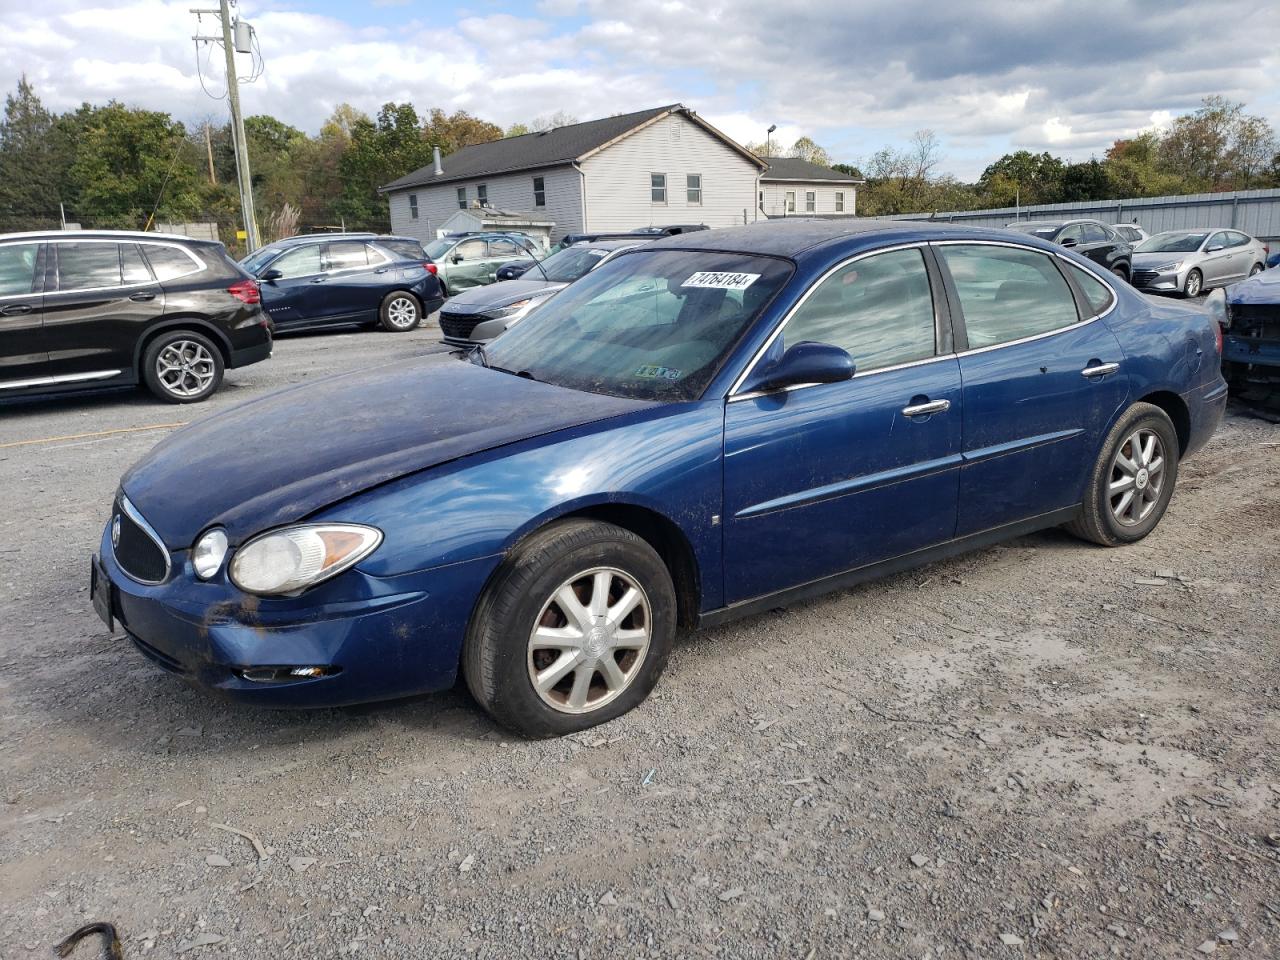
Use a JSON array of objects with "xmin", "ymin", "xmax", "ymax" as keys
[
  {"xmin": 1131, "ymin": 267, "xmax": 1187, "ymax": 293},
  {"xmin": 94, "ymin": 521, "xmax": 499, "ymax": 708}
]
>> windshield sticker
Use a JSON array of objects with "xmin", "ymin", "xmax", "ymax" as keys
[
  {"xmin": 635, "ymin": 364, "xmax": 683, "ymax": 380},
  {"xmin": 682, "ymin": 271, "xmax": 761, "ymax": 290}
]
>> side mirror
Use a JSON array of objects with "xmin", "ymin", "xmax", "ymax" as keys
[
  {"xmin": 1059, "ymin": 237, "xmax": 1078, "ymax": 248},
  {"xmin": 738, "ymin": 341, "xmax": 855, "ymax": 395},
  {"xmin": 1207, "ymin": 243, "xmax": 1224, "ymax": 252},
  {"xmin": 452, "ymin": 254, "xmax": 464, "ymax": 264},
  {"xmin": 259, "ymin": 268, "xmax": 282, "ymax": 282}
]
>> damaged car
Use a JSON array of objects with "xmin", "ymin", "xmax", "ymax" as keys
[
  {"xmin": 1209, "ymin": 270, "xmax": 1280, "ymax": 410},
  {"xmin": 92, "ymin": 220, "xmax": 1227, "ymax": 736}
]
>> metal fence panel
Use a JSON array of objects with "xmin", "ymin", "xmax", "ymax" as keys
[{"xmin": 881, "ymin": 188, "xmax": 1280, "ymax": 240}]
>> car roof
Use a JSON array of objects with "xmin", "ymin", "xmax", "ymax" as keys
[
  {"xmin": 273, "ymin": 232, "xmax": 377, "ymax": 247},
  {"xmin": 571, "ymin": 238, "xmax": 646, "ymax": 251},
  {"xmin": 0, "ymin": 229, "xmax": 208, "ymax": 244}
]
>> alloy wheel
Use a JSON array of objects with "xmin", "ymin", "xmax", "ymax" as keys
[
  {"xmin": 527, "ymin": 567, "xmax": 652, "ymax": 714},
  {"xmin": 1108, "ymin": 428, "xmax": 1166, "ymax": 526},
  {"xmin": 157, "ymin": 340, "xmax": 217, "ymax": 398},
  {"xmin": 1185, "ymin": 271, "xmax": 1202, "ymax": 297},
  {"xmin": 386, "ymin": 296, "xmax": 418, "ymax": 328}
]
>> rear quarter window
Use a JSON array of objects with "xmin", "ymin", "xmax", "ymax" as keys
[
  {"xmin": 142, "ymin": 244, "xmax": 203, "ymax": 282},
  {"xmin": 940, "ymin": 244, "xmax": 1079, "ymax": 349},
  {"xmin": 1067, "ymin": 264, "xmax": 1115, "ymax": 316}
]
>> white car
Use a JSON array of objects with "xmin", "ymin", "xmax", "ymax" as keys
[{"xmin": 1112, "ymin": 224, "xmax": 1149, "ymax": 245}]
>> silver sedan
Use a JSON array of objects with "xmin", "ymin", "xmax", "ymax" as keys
[{"xmin": 1131, "ymin": 229, "xmax": 1268, "ymax": 297}]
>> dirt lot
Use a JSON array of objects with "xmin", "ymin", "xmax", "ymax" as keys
[{"xmin": 1, "ymin": 322, "xmax": 1277, "ymax": 959}]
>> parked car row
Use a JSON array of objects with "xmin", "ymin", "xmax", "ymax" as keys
[{"xmin": 1006, "ymin": 218, "xmax": 1269, "ymax": 299}]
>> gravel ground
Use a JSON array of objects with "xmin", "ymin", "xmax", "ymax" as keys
[{"xmin": 1, "ymin": 319, "xmax": 1277, "ymax": 959}]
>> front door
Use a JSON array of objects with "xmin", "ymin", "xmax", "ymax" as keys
[
  {"xmin": 934, "ymin": 242, "xmax": 1130, "ymax": 536},
  {"xmin": 445, "ymin": 238, "xmax": 493, "ymax": 292},
  {"xmin": 0, "ymin": 240, "xmax": 48, "ymax": 384},
  {"xmin": 259, "ymin": 244, "xmax": 325, "ymax": 329},
  {"xmin": 1200, "ymin": 231, "xmax": 1234, "ymax": 286},
  {"xmin": 723, "ymin": 246, "xmax": 962, "ymax": 603},
  {"xmin": 42, "ymin": 240, "xmax": 164, "ymax": 377},
  {"xmin": 314, "ymin": 240, "xmax": 389, "ymax": 324}
]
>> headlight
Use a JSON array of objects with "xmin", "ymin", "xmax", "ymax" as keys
[
  {"xmin": 228, "ymin": 524, "xmax": 382, "ymax": 596},
  {"xmin": 493, "ymin": 298, "xmax": 534, "ymax": 319},
  {"xmin": 1153, "ymin": 261, "xmax": 1183, "ymax": 272},
  {"xmin": 192, "ymin": 528, "xmax": 228, "ymax": 579}
]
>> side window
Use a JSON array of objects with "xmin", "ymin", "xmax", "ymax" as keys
[
  {"xmin": 408, "ymin": 194, "xmax": 419, "ymax": 219},
  {"xmin": 455, "ymin": 239, "xmax": 487, "ymax": 261},
  {"xmin": 456, "ymin": 187, "xmax": 467, "ymax": 210},
  {"xmin": 143, "ymin": 245, "xmax": 202, "ymax": 282},
  {"xmin": 1208, "ymin": 231, "xmax": 1229, "ymax": 251},
  {"xmin": 1229, "ymin": 231, "xmax": 1251, "ymax": 248},
  {"xmin": 686, "ymin": 174, "xmax": 702, "ymax": 204},
  {"xmin": 785, "ymin": 191, "xmax": 796, "ymax": 213},
  {"xmin": 533, "ymin": 176, "xmax": 546, "ymax": 207},
  {"xmin": 0, "ymin": 242, "xmax": 42, "ymax": 296},
  {"xmin": 940, "ymin": 245, "xmax": 1080, "ymax": 350},
  {"xmin": 1081, "ymin": 223, "xmax": 1108, "ymax": 243},
  {"xmin": 1057, "ymin": 224, "xmax": 1084, "ymax": 245},
  {"xmin": 57, "ymin": 242, "xmax": 122, "ymax": 291},
  {"xmin": 1067, "ymin": 264, "xmax": 1115, "ymax": 316},
  {"xmin": 805, "ymin": 191, "xmax": 816, "ymax": 212},
  {"xmin": 326, "ymin": 241, "xmax": 369, "ymax": 271},
  {"xmin": 272, "ymin": 245, "xmax": 323, "ymax": 279},
  {"xmin": 782, "ymin": 248, "xmax": 937, "ymax": 372},
  {"xmin": 121, "ymin": 244, "xmax": 153, "ymax": 284},
  {"xmin": 476, "ymin": 184, "xmax": 488, "ymax": 206},
  {"xmin": 487, "ymin": 238, "xmax": 521, "ymax": 258},
  {"xmin": 572, "ymin": 274, "xmax": 682, "ymax": 331}
]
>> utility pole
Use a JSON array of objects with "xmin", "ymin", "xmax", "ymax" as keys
[
  {"xmin": 193, "ymin": 1, "xmax": 258, "ymax": 251},
  {"xmin": 204, "ymin": 123, "xmax": 217, "ymax": 185}
]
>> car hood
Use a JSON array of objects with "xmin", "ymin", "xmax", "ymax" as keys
[
  {"xmin": 1131, "ymin": 251, "xmax": 1199, "ymax": 267},
  {"xmin": 443, "ymin": 278, "xmax": 564, "ymax": 314},
  {"xmin": 1226, "ymin": 266, "xmax": 1280, "ymax": 304},
  {"xmin": 121, "ymin": 354, "xmax": 650, "ymax": 549}
]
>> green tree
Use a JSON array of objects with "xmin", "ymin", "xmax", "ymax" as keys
[
  {"xmin": 421, "ymin": 108, "xmax": 503, "ymax": 154},
  {"xmin": 787, "ymin": 136, "xmax": 831, "ymax": 166},
  {"xmin": 337, "ymin": 102, "xmax": 433, "ymax": 229},
  {"xmin": 0, "ymin": 77, "xmax": 64, "ymax": 230},
  {"xmin": 978, "ymin": 150, "xmax": 1066, "ymax": 205}
]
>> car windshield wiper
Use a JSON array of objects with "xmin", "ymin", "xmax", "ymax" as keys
[{"xmin": 468, "ymin": 343, "xmax": 539, "ymax": 381}]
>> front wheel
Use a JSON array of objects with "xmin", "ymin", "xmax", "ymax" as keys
[
  {"xmin": 462, "ymin": 519, "xmax": 677, "ymax": 737},
  {"xmin": 1111, "ymin": 265, "xmax": 1129, "ymax": 283},
  {"xmin": 379, "ymin": 292, "xmax": 421, "ymax": 332},
  {"xmin": 1066, "ymin": 402, "xmax": 1179, "ymax": 547},
  {"xmin": 1184, "ymin": 269, "xmax": 1203, "ymax": 298},
  {"xmin": 142, "ymin": 330, "xmax": 224, "ymax": 404}
]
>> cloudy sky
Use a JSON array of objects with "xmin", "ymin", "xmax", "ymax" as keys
[{"xmin": 2, "ymin": 0, "xmax": 1278, "ymax": 180}]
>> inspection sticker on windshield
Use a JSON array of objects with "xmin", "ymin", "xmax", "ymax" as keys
[
  {"xmin": 635, "ymin": 364, "xmax": 682, "ymax": 380},
  {"xmin": 682, "ymin": 271, "xmax": 761, "ymax": 290}
]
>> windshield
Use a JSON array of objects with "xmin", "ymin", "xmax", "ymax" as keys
[
  {"xmin": 1006, "ymin": 222, "xmax": 1059, "ymax": 238},
  {"xmin": 424, "ymin": 238, "xmax": 455, "ymax": 260},
  {"xmin": 538, "ymin": 245, "xmax": 613, "ymax": 283},
  {"xmin": 241, "ymin": 246, "xmax": 282, "ymax": 274},
  {"xmin": 1137, "ymin": 232, "xmax": 1209, "ymax": 253},
  {"xmin": 482, "ymin": 250, "xmax": 793, "ymax": 401}
]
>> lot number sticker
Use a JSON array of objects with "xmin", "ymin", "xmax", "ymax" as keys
[{"xmin": 682, "ymin": 271, "xmax": 761, "ymax": 290}]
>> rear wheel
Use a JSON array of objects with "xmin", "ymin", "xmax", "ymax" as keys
[
  {"xmin": 378, "ymin": 292, "xmax": 421, "ymax": 332},
  {"xmin": 1184, "ymin": 269, "xmax": 1203, "ymax": 298},
  {"xmin": 1111, "ymin": 265, "xmax": 1129, "ymax": 283},
  {"xmin": 1066, "ymin": 402, "xmax": 1179, "ymax": 546},
  {"xmin": 462, "ymin": 519, "xmax": 677, "ymax": 737},
  {"xmin": 142, "ymin": 330, "xmax": 223, "ymax": 404},
  {"xmin": 1249, "ymin": 262, "xmax": 1264, "ymax": 277}
]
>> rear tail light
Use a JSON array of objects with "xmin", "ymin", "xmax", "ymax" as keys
[
  {"xmin": 424, "ymin": 262, "xmax": 437, "ymax": 275},
  {"xmin": 1213, "ymin": 319, "xmax": 1223, "ymax": 355},
  {"xmin": 228, "ymin": 279, "xmax": 261, "ymax": 304}
]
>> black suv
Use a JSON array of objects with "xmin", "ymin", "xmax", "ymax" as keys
[
  {"xmin": 1006, "ymin": 219, "xmax": 1133, "ymax": 281},
  {"xmin": 0, "ymin": 230, "xmax": 271, "ymax": 404}
]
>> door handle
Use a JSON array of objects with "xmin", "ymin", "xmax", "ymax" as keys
[
  {"xmin": 1080, "ymin": 362, "xmax": 1119, "ymax": 378},
  {"xmin": 309, "ymin": 277, "xmax": 327, "ymax": 284},
  {"xmin": 129, "ymin": 292, "xmax": 156, "ymax": 302},
  {"xmin": 901, "ymin": 398, "xmax": 951, "ymax": 417},
  {"xmin": 374, "ymin": 268, "xmax": 390, "ymax": 275},
  {"xmin": 1, "ymin": 303, "xmax": 33, "ymax": 315}
]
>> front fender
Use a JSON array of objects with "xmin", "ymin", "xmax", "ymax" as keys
[{"xmin": 317, "ymin": 400, "xmax": 727, "ymax": 610}]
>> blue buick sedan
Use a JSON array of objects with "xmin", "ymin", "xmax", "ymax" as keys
[{"xmin": 94, "ymin": 221, "xmax": 1227, "ymax": 736}]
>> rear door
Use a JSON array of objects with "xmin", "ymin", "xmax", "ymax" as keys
[
  {"xmin": 723, "ymin": 245, "xmax": 962, "ymax": 602},
  {"xmin": 483, "ymin": 237, "xmax": 526, "ymax": 283},
  {"xmin": 936, "ymin": 242, "xmax": 1129, "ymax": 536},
  {"xmin": 314, "ymin": 240, "xmax": 386, "ymax": 324},
  {"xmin": 42, "ymin": 240, "xmax": 164, "ymax": 377},
  {"xmin": 0, "ymin": 240, "xmax": 48, "ymax": 385},
  {"xmin": 1200, "ymin": 231, "xmax": 1236, "ymax": 286},
  {"xmin": 1078, "ymin": 222, "xmax": 1120, "ymax": 269}
]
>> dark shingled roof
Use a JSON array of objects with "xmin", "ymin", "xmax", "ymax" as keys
[
  {"xmin": 760, "ymin": 157, "xmax": 863, "ymax": 183},
  {"xmin": 383, "ymin": 104, "xmax": 759, "ymax": 193}
]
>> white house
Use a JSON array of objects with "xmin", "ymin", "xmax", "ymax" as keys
[
  {"xmin": 380, "ymin": 104, "xmax": 765, "ymax": 243},
  {"xmin": 758, "ymin": 157, "xmax": 864, "ymax": 218}
]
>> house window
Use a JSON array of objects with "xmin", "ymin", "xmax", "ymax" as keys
[
  {"xmin": 651, "ymin": 173, "xmax": 666, "ymax": 204},
  {"xmin": 408, "ymin": 194, "xmax": 419, "ymax": 219},
  {"xmin": 476, "ymin": 184, "xmax": 488, "ymax": 206},
  {"xmin": 785, "ymin": 191, "xmax": 796, "ymax": 213},
  {"xmin": 835, "ymin": 191, "xmax": 844, "ymax": 212},
  {"xmin": 687, "ymin": 174, "xmax": 702, "ymax": 204},
  {"xmin": 456, "ymin": 187, "xmax": 467, "ymax": 210},
  {"xmin": 805, "ymin": 191, "xmax": 816, "ymax": 212},
  {"xmin": 533, "ymin": 176, "xmax": 546, "ymax": 207}
]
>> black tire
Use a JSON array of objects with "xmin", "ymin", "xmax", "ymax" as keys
[
  {"xmin": 141, "ymin": 330, "xmax": 224, "ymax": 404},
  {"xmin": 462, "ymin": 519, "xmax": 677, "ymax": 737},
  {"xmin": 378, "ymin": 291, "xmax": 421, "ymax": 332},
  {"xmin": 1111, "ymin": 264, "xmax": 1129, "ymax": 283},
  {"xmin": 1249, "ymin": 262, "xmax": 1264, "ymax": 277},
  {"xmin": 1066, "ymin": 402, "xmax": 1180, "ymax": 547},
  {"xmin": 1184, "ymin": 268, "xmax": 1203, "ymax": 298}
]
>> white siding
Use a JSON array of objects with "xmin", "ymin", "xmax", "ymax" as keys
[
  {"xmin": 759, "ymin": 181, "xmax": 858, "ymax": 218},
  {"xmin": 386, "ymin": 165, "xmax": 583, "ymax": 242},
  {"xmin": 580, "ymin": 113, "xmax": 759, "ymax": 231}
]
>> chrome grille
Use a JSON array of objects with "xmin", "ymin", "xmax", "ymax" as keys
[{"xmin": 112, "ymin": 496, "xmax": 170, "ymax": 584}]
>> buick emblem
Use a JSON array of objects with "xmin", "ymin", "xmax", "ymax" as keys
[{"xmin": 111, "ymin": 514, "xmax": 121, "ymax": 548}]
